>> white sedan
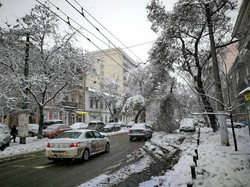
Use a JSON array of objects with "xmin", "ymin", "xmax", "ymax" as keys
[{"xmin": 45, "ymin": 129, "xmax": 110, "ymax": 162}]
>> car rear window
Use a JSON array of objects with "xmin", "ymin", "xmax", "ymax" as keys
[{"xmin": 57, "ymin": 132, "xmax": 82, "ymax": 139}]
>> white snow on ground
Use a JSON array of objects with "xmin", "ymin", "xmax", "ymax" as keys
[{"xmin": 0, "ymin": 127, "xmax": 249, "ymax": 187}]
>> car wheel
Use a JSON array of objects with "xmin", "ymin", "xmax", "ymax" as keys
[
  {"xmin": 28, "ymin": 132, "xmax": 33, "ymax": 137},
  {"xmin": 129, "ymin": 137, "xmax": 133, "ymax": 141},
  {"xmin": 105, "ymin": 143, "xmax": 110, "ymax": 153},
  {"xmin": 236, "ymin": 125, "xmax": 241, "ymax": 128},
  {"xmin": 82, "ymin": 149, "xmax": 90, "ymax": 161},
  {"xmin": 6, "ymin": 141, "xmax": 10, "ymax": 147},
  {"xmin": 0, "ymin": 145, "xmax": 5, "ymax": 151}
]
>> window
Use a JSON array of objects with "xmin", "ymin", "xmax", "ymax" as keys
[
  {"xmin": 100, "ymin": 100, "xmax": 103, "ymax": 109},
  {"xmin": 93, "ymin": 131, "xmax": 102, "ymax": 138},
  {"xmin": 90, "ymin": 98, "xmax": 93, "ymax": 108},
  {"xmin": 85, "ymin": 131, "xmax": 94, "ymax": 139},
  {"xmin": 53, "ymin": 112, "xmax": 59, "ymax": 120},
  {"xmin": 96, "ymin": 99, "xmax": 99, "ymax": 109}
]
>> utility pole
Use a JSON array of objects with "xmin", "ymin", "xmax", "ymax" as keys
[{"xmin": 205, "ymin": 3, "xmax": 229, "ymax": 146}]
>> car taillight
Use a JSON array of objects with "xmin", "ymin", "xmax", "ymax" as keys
[
  {"xmin": 70, "ymin": 143, "xmax": 78, "ymax": 147},
  {"xmin": 140, "ymin": 130, "xmax": 145, "ymax": 133},
  {"xmin": 46, "ymin": 143, "xmax": 50, "ymax": 147},
  {"xmin": 128, "ymin": 130, "xmax": 132, "ymax": 133}
]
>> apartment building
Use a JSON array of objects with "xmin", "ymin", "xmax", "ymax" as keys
[
  {"xmin": 84, "ymin": 48, "xmax": 136, "ymax": 124},
  {"xmin": 228, "ymin": 0, "xmax": 250, "ymax": 124}
]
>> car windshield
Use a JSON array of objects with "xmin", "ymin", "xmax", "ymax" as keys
[
  {"xmin": 131, "ymin": 123, "xmax": 146, "ymax": 129},
  {"xmin": 57, "ymin": 132, "xmax": 82, "ymax": 139}
]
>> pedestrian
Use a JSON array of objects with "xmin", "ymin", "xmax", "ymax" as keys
[{"xmin": 10, "ymin": 125, "xmax": 17, "ymax": 143}]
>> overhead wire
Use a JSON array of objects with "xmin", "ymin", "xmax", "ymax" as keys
[
  {"xmin": 72, "ymin": 0, "xmax": 146, "ymax": 65},
  {"xmin": 47, "ymin": 0, "xmax": 109, "ymax": 47},
  {"xmin": 66, "ymin": 0, "xmax": 146, "ymax": 67},
  {"xmin": 36, "ymin": 0, "xmax": 135, "ymax": 78}
]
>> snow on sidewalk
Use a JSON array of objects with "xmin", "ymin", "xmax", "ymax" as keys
[{"xmin": 140, "ymin": 127, "xmax": 250, "ymax": 187}]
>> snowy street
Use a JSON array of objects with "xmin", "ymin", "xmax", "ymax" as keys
[{"xmin": 0, "ymin": 127, "xmax": 249, "ymax": 186}]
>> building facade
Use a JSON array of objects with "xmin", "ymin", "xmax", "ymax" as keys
[{"xmin": 228, "ymin": 0, "xmax": 250, "ymax": 124}]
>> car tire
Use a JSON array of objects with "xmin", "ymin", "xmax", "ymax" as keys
[
  {"xmin": 82, "ymin": 149, "xmax": 90, "ymax": 161},
  {"xmin": 129, "ymin": 137, "xmax": 133, "ymax": 141},
  {"xmin": 105, "ymin": 143, "xmax": 110, "ymax": 153},
  {"xmin": 6, "ymin": 141, "xmax": 10, "ymax": 147},
  {"xmin": 0, "ymin": 145, "xmax": 5, "ymax": 151},
  {"xmin": 28, "ymin": 132, "xmax": 33, "ymax": 137},
  {"xmin": 236, "ymin": 125, "xmax": 241, "ymax": 128}
]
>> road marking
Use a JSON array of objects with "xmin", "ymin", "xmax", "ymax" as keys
[{"xmin": 33, "ymin": 164, "xmax": 53, "ymax": 169}]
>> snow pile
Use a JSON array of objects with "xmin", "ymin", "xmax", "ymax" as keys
[
  {"xmin": 140, "ymin": 127, "xmax": 250, "ymax": 187},
  {"xmin": 0, "ymin": 137, "xmax": 48, "ymax": 159},
  {"xmin": 194, "ymin": 128, "xmax": 250, "ymax": 187}
]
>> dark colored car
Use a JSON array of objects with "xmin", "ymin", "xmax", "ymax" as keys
[
  {"xmin": 128, "ymin": 123, "xmax": 153, "ymax": 141},
  {"xmin": 102, "ymin": 122, "xmax": 121, "ymax": 132},
  {"xmin": 87, "ymin": 121, "xmax": 105, "ymax": 131},
  {"xmin": 43, "ymin": 124, "xmax": 72, "ymax": 138}
]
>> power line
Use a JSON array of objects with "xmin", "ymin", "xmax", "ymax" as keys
[
  {"xmin": 36, "ymin": 0, "xmax": 133, "ymax": 77},
  {"xmin": 66, "ymin": 0, "xmax": 144, "ymax": 67},
  {"xmin": 72, "ymin": 0, "xmax": 145, "ymax": 64},
  {"xmin": 47, "ymin": 0, "xmax": 109, "ymax": 47}
]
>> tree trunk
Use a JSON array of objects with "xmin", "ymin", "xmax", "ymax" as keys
[
  {"xmin": 37, "ymin": 106, "xmax": 44, "ymax": 139},
  {"xmin": 196, "ymin": 70, "xmax": 218, "ymax": 132},
  {"xmin": 134, "ymin": 107, "xmax": 144, "ymax": 123}
]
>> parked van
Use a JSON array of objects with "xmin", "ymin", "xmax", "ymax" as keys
[
  {"xmin": 0, "ymin": 124, "xmax": 11, "ymax": 151},
  {"xmin": 87, "ymin": 121, "xmax": 105, "ymax": 131}
]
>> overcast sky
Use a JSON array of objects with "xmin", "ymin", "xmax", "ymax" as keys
[{"xmin": 0, "ymin": 0, "xmax": 178, "ymax": 63}]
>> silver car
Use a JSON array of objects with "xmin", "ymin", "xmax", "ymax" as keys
[
  {"xmin": 0, "ymin": 124, "xmax": 11, "ymax": 151},
  {"xmin": 45, "ymin": 129, "xmax": 110, "ymax": 162},
  {"xmin": 128, "ymin": 123, "xmax": 153, "ymax": 141}
]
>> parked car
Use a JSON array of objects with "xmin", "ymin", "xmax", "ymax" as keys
[
  {"xmin": 43, "ymin": 120, "xmax": 63, "ymax": 129},
  {"xmin": 70, "ymin": 122, "xmax": 88, "ymax": 130},
  {"xmin": 102, "ymin": 122, "xmax": 121, "ymax": 132},
  {"xmin": 128, "ymin": 123, "xmax": 153, "ymax": 141},
  {"xmin": 28, "ymin": 123, "xmax": 39, "ymax": 137},
  {"xmin": 126, "ymin": 121, "xmax": 135, "ymax": 128},
  {"xmin": 43, "ymin": 124, "xmax": 72, "ymax": 139},
  {"xmin": 45, "ymin": 129, "xmax": 110, "ymax": 162},
  {"xmin": 179, "ymin": 118, "xmax": 196, "ymax": 132},
  {"xmin": 117, "ymin": 122, "xmax": 126, "ymax": 127},
  {"xmin": 87, "ymin": 121, "xmax": 105, "ymax": 131},
  {"xmin": 0, "ymin": 123, "xmax": 11, "ymax": 151},
  {"xmin": 145, "ymin": 121, "xmax": 157, "ymax": 130},
  {"xmin": 226, "ymin": 119, "xmax": 245, "ymax": 128}
]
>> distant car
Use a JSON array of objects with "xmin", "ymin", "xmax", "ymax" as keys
[
  {"xmin": 179, "ymin": 118, "xmax": 196, "ymax": 132},
  {"xmin": 117, "ymin": 122, "xmax": 126, "ymax": 127},
  {"xmin": 45, "ymin": 129, "xmax": 110, "ymax": 162},
  {"xmin": 145, "ymin": 121, "xmax": 157, "ymax": 130},
  {"xmin": 128, "ymin": 123, "xmax": 153, "ymax": 141},
  {"xmin": 87, "ymin": 121, "xmax": 105, "ymax": 131},
  {"xmin": 102, "ymin": 122, "xmax": 121, "ymax": 132},
  {"xmin": 226, "ymin": 120, "xmax": 245, "ymax": 128},
  {"xmin": 70, "ymin": 122, "xmax": 88, "ymax": 130},
  {"xmin": 127, "ymin": 121, "xmax": 135, "ymax": 128},
  {"xmin": 43, "ymin": 120, "xmax": 63, "ymax": 129},
  {"xmin": 43, "ymin": 124, "xmax": 72, "ymax": 138},
  {"xmin": 0, "ymin": 123, "xmax": 11, "ymax": 151},
  {"xmin": 28, "ymin": 123, "xmax": 39, "ymax": 137}
]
